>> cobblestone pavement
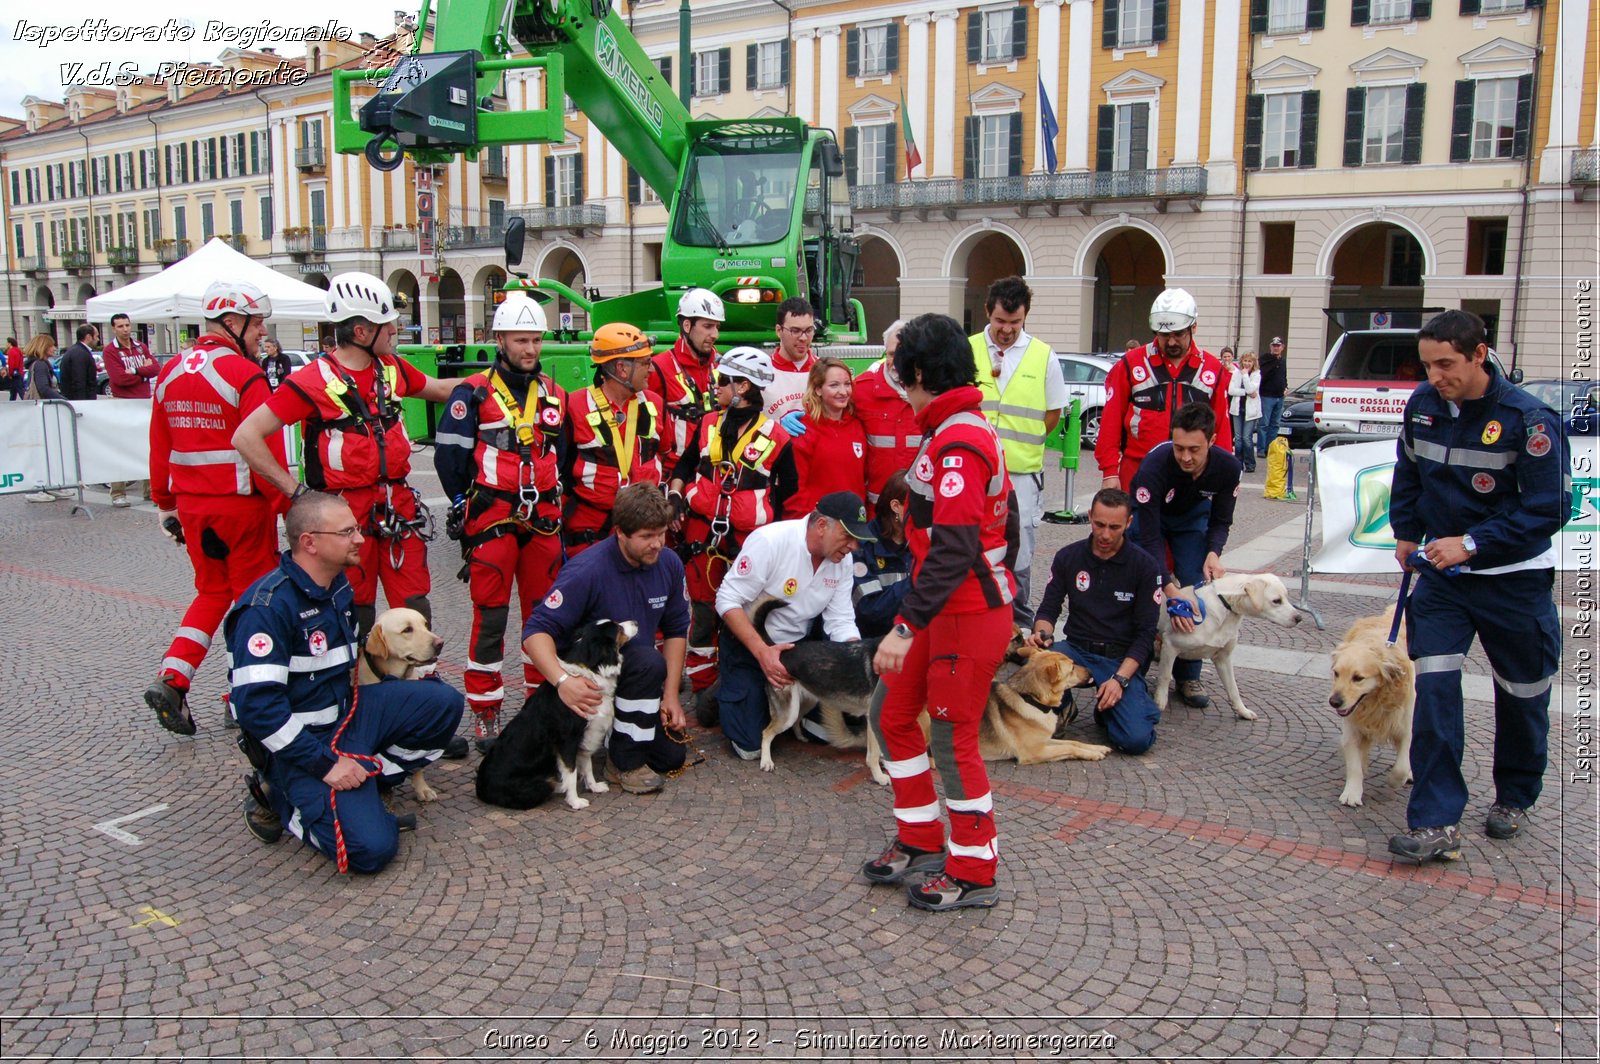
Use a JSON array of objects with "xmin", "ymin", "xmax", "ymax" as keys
[{"xmin": 1, "ymin": 457, "xmax": 1595, "ymax": 1061}]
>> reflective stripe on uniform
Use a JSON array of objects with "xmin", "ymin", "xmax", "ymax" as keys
[
  {"xmin": 946, "ymin": 792, "xmax": 994, "ymax": 814},
  {"xmin": 1415, "ymin": 654, "xmax": 1466, "ymax": 675},
  {"xmin": 289, "ymin": 645, "xmax": 355, "ymax": 672},
  {"xmin": 894, "ymin": 798, "xmax": 943, "ymax": 823},
  {"xmin": 161, "ymin": 656, "xmax": 197, "ymax": 680},
  {"xmin": 435, "ymin": 431, "xmax": 475, "ymax": 450},
  {"xmin": 174, "ymin": 626, "xmax": 212, "ymax": 648},
  {"xmin": 386, "ymin": 743, "xmax": 444, "ymax": 762},
  {"xmin": 886, "ymin": 752, "xmax": 931, "ymax": 779},
  {"xmin": 233, "ymin": 663, "xmax": 290, "ymax": 685},
  {"xmin": 948, "ymin": 838, "xmax": 998, "ymax": 860},
  {"xmin": 466, "ymin": 659, "xmax": 504, "ymax": 672},
  {"xmin": 613, "ymin": 718, "xmax": 657, "ymax": 742},
  {"xmin": 1491, "ymin": 669, "xmax": 1554, "ymax": 699}
]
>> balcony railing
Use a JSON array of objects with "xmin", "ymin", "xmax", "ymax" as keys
[
  {"xmin": 443, "ymin": 225, "xmax": 501, "ymax": 249},
  {"xmin": 511, "ymin": 203, "xmax": 608, "ymax": 231},
  {"xmin": 295, "ymin": 145, "xmax": 326, "ymax": 171},
  {"xmin": 379, "ymin": 226, "xmax": 417, "ymax": 251},
  {"xmin": 20, "ymin": 253, "xmax": 47, "ymax": 272},
  {"xmin": 1572, "ymin": 148, "xmax": 1597, "ymax": 200},
  {"xmin": 156, "ymin": 239, "xmax": 191, "ymax": 264},
  {"xmin": 62, "ymin": 249, "xmax": 92, "ymax": 270},
  {"xmin": 850, "ymin": 167, "xmax": 1208, "ymax": 214},
  {"xmin": 218, "ymin": 234, "xmax": 248, "ymax": 253},
  {"xmin": 284, "ymin": 228, "xmax": 327, "ymax": 255},
  {"xmin": 108, "ymin": 245, "xmax": 140, "ymax": 267}
]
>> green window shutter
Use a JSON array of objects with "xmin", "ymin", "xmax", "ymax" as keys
[
  {"xmin": 573, "ymin": 153, "xmax": 586, "ymax": 204},
  {"xmin": 1449, "ymin": 79, "xmax": 1475, "ymax": 162},
  {"xmin": 1459, "ymin": 0, "xmax": 1481, "ymax": 13},
  {"xmin": 963, "ymin": 116, "xmax": 979, "ymax": 179},
  {"xmin": 1096, "ymin": 105, "xmax": 1116, "ymax": 170},
  {"xmin": 1343, "ymin": 87, "xmax": 1366, "ymax": 167},
  {"xmin": 1299, "ymin": 90, "xmax": 1321, "ymax": 167},
  {"xmin": 1243, "ymin": 94, "xmax": 1265, "ymax": 170},
  {"xmin": 884, "ymin": 125, "xmax": 898, "ymax": 184},
  {"xmin": 747, "ymin": 44, "xmax": 758, "ymax": 90},
  {"xmin": 1130, "ymin": 102, "xmax": 1150, "ymax": 169},
  {"xmin": 544, "ymin": 156, "xmax": 555, "ymax": 203},
  {"xmin": 844, "ymin": 126, "xmax": 859, "ymax": 183},
  {"xmin": 1307, "ymin": 0, "xmax": 1327, "ymax": 29},
  {"xmin": 1401, "ymin": 82, "xmax": 1426, "ymax": 164},
  {"xmin": 1012, "ymin": 7, "xmax": 1028, "ymax": 60},
  {"xmin": 1412, "ymin": 0, "xmax": 1432, "ymax": 20},
  {"xmin": 1249, "ymin": 0, "xmax": 1269, "ymax": 34},
  {"xmin": 886, "ymin": 24, "xmax": 900, "ymax": 74},
  {"xmin": 627, "ymin": 165, "xmax": 641, "ymax": 206},
  {"xmin": 1152, "ymin": 0, "xmax": 1169, "ymax": 43},
  {"xmin": 968, "ymin": 12, "xmax": 982, "ymax": 63},
  {"xmin": 1008, "ymin": 112, "xmax": 1024, "ymax": 176},
  {"xmin": 1512, "ymin": 73, "xmax": 1533, "ymax": 159},
  {"xmin": 1351, "ymin": 0, "xmax": 1370, "ymax": 25},
  {"xmin": 718, "ymin": 49, "xmax": 731, "ymax": 95},
  {"xmin": 847, "ymin": 30, "xmax": 860, "ymax": 79}
]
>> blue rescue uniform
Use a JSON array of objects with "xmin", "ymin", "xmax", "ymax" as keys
[
  {"xmin": 1391, "ymin": 363, "xmax": 1568, "ymax": 831},
  {"xmin": 523, "ymin": 536, "xmax": 691, "ymax": 773},
  {"xmin": 850, "ymin": 517, "xmax": 914, "ymax": 639},
  {"xmin": 226, "ymin": 552, "xmax": 464, "ymax": 873}
]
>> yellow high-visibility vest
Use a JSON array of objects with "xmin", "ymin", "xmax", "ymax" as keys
[{"xmin": 972, "ymin": 333, "xmax": 1053, "ymax": 473}]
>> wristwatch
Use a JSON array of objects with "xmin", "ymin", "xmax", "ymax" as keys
[
  {"xmin": 1112, "ymin": 674, "xmax": 1131, "ymax": 690},
  {"xmin": 892, "ymin": 622, "xmax": 913, "ymax": 640},
  {"xmin": 1461, "ymin": 533, "xmax": 1478, "ymax": 557}
]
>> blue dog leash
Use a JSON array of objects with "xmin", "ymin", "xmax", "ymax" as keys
[{"xmin": 1389, "ymin": 549, "xmax": 1461, "ymax": 646}]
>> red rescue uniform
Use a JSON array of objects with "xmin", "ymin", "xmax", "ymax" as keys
[
  {"xmin": 149, "ymin": 335, "xmax": 286, "ymax": 690},
  {"xmin": 784, "ymin": 410, "xmax": 868, "ymax": 519},
  {"xmin": 854, "ymin": 361, "xmax": 922, "ymax": 504},
  {"xmin": 1096, "ymin": 341, "xmax": 1233, "ymax": 489},
  {"xmin": 560, "ymin": 384, "xmax": 664, "ymax": 554},
  {"xmin": 650, "ymin": 337, "xmax": 716, "ymax": 477},
  {"xmin": 878, "ymin": 385, "xmax": 1017, "ymax": 887},
  {"xmin": 270, "ymin": 353, "xmax": 434, "ymax": 613}
]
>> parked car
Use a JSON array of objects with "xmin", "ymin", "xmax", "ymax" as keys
[
  {"xmin": 1055, "ymin": 352, "xmax": 1116, "ymax": 444},
  {"xmin": 1276, "ymin": 377, "xmax": 1322, "ymax": 448},
  {"xmin": 1523, "ymin": 378, "xmax": 1599, "ymax": 436}
]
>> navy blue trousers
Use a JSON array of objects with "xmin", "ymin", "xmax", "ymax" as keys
[
  {"xmin": 607, "ymin": 639, "xmax": 686, "ymax": 774},
  {"xmin": 1133, "ymin": 502, "xmax": 1211, "ymax": 682},
  {"xmin": 1405, "ymin": 568, "xmax": 1559, "ymax": 830},
  {"xmin": 273, "ymin": 676, "xmax": 463, "ymax": 874},
  {"xmin": 1061, "ymin": 642, "xmax": 1161, "ymax": 755}
]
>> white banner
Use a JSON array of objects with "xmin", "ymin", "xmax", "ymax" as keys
[
  {"xmin": 1313, "ymin": 437, "xmax": 1599, "ymax": 574},
  {"xmin": 0, "ymin": 401, "xmax": 79, "ymax": 492},
  {"xmin": 76, "ymin": 399, "xmax": 154, "ymax": 483}
]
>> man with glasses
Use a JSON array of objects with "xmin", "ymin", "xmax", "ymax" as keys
[
  {"xmin": 713, "ymin": 492, "xmax": 873, "ymax": 761},
  {"xmin": 228, "ymin": 491, "xmax": 464, "ymax": 872},
  {"xmin": 765, "ymin": 297, "xmax": 819, "ymax": 426}
]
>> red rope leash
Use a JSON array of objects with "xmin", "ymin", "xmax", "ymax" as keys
[{"xmin": 328, "ymin": 682, "xmax": 382, "ymax": 874}]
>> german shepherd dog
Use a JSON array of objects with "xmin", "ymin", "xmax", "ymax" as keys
[{"xmin": 475, "ymin": 619, "xmax": 637, "ymax": 811}]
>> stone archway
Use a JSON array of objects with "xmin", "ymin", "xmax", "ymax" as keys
[
  {"xmin": 472, "ymin": 264, "xmax": 507, "ymax": 340},
  {"xmin": 536, "ymin": 246, "xmax": 589, "ymax": 332},
  {"xmin": 954, "ymin": 232, "xmax": 1027, "ymax": 334},
  {"xmin": 1324, "ymin": 222, "xmax": 1428, "ymax": 348},
  {"xmin": 854, "ymin": 234, "xmax": 903, "ymax": 341},
  {"xmin": 386, "ymin": 268, "xmax": 421, "ymax": 346},
  {"xmin": 437, "ymin": 269, "xmax": 466, "ymax": 342},
  {"xmin": 1084, "ymin": 227, "xmax": 1168, "ymax": 353}
]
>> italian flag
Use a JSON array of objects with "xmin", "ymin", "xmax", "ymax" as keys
[{"xmin": 901, "ymin": 84, "xmax": 921, "ymax": 176}]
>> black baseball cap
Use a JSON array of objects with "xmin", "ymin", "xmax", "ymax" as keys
[{"xmin": 815, "ymin": 492, "xmax": 876, "ymax": 541}]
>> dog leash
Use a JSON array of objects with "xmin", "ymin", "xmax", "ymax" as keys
[
  {"xmin": 327, "ymin": 682, "xmax": 383, "ymax": 875},
  {"xmin": 1388, "ymin": 549, "xmax": 1462, "ymax": 647}
]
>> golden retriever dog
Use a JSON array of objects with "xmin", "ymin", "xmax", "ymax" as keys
[
  {"xmin": 1151, "ymin": 572, "xmax": 1305, "ymax": 721},
  {"xmin": 1328, "ymin": 606, "xmax": 1414, "ymax": 807},
  {"xmin": 358, "ymin": 608, "xmax": 446, "ymax": 802}
]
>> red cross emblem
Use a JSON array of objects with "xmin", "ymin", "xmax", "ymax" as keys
[
  {"xmin": 308, "ymin": 630, "xmax": 328, "ymax": 656},
  {"xmin": 183, "ymin": 350, "xmax": 207, "ymax": 373},
  {"xmin": 247, "ymin": 633, "xmax": 274, "ymax": 657}
]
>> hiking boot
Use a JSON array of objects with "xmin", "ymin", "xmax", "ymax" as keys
[
  {"xmin": 861, "ymin": 839, "xmax": 945, "ymax": 885},
  {"xmin": 243, "ymin": 775, "xmax": 282, "ymax": 844},
  {"xmin": 1485, "ymin": 804, "xmax": 1531, "ymax": 840},
  {"xmin": 605, "ymin": 763, "xmax": 665, "ymax": 794},
  {"xmin": 1177, "ymin": 679, "xmax": 1211, "ymax": 708},
  {"xmin": 145, "ymin": 677, "xmax": 196, "ymax": 736},
  {"xmin": 1388, "ymin": 824, "xmax": 1463, "ymax": 862},
  {"xmin": 441, "ymin": 735, "xmax": 469, "ymax": 760},
  {"xmin": 473, "ymin": 714, "xmax": 500, "ymax": 753},
  {"xmin": 906, "ymin": 872, "xmax": 1000, "ymax": 912}
]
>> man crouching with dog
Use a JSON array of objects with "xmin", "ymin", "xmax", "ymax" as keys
[
  {"xmin": 228, "ymin": 491, "xmax": 465, "ymax": 873},
  {"xmin": 865, "ymin": 313, "xmax": 1019, "ymax": 913}
]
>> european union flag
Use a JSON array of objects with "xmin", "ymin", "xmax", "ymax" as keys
[{"xmin": 1039, "ymin": 76, "xmax": 1059, "ymax": 174}]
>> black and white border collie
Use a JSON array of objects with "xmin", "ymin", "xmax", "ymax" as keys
[{"xmin": 476, "ymin": 619, "xmax": 637, "ymax": 811}]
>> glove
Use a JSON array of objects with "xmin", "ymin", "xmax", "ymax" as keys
[
  {"xmin": 444, "ymin": 495, "xmax": 467, "ymax": 542},
  {"xmin": 780, "ymin": 410, "xmax": 807, "ymax": 436},
  {"xmin": 159, "ymin": 511, "xmax": 185, "ymax": 546}
]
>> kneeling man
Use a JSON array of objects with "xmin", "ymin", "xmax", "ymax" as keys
[
  {"xmin": 714, "ymin": 492, "xmax": 875, "ymax": 759},
  {"xmin": 229, "ymin": 491, "xmax": 464, "ymax": 874}
]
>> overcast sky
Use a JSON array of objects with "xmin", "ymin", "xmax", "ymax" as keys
[{"xmin": 1, "ymin": 2, "xmax": 405, "ymax": 116}]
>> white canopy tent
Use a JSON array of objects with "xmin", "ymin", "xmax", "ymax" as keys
[{"xmin": 84, "ymin": 238, "xmax": 331, "ymax": 322}]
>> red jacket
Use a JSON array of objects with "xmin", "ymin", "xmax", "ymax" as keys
[
  {"xmin": 895, "ymin": 386, "xmax": 1016, "ymax": 629},
  {"xmin": 149, "ymin": 335, "xmax": 281, "ymax": 511},
  {"xmin": 103, "ymin": 338, "xmax": 160, "ymax": 398},
  {"xmin": 5, "ymin": 345, "xmax": 22, "ymax": 377},
  {"xmin": 461, "ymin": 367, "xmax": 565, "ymax": 523},
  {"xmin": 1095, "ymin": 341, "xmax": 1233, "ymax": 478},
  {"xmin": 271, "ymin": 353, "xmax": 427, "ymax": 491},
  {"xmin": 562, "ymin": 384, "xmax": 663, "ymax": 526},
  {"xmin": 853, "ymin": 362, "xmax": 922, "ymax": 503},
  {"xmin": 784, "ymin": 410, "xmax": 867, "ymax": 518},
  {"xmin": 650, "ymin": 338, "xmax": 716, "ymax": 474},
  {"xmin": 683, "ymin": 410, "xmax": 791, "ymax": 541}
]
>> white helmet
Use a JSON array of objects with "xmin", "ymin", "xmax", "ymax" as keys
[
  {"xmin": 200, "ymin": 280, "xmax": 272, "ymax": 320},
  {"xmin": 491, "ymin": 294, "xmax": 548, "ymax": 333},
  {"xmin": 1149, "ymin": 288, "xmax": 1198, "ymax": 333},
  {"xmin": 326, "ymin": 272, "xmax": 399, "ymax": 324},
  {"xmin": 717, "ymin": 346, "xmax": 775, "ymax": 387},
  {"xmin": 677, "ymin": 288, "xmax": 725, "ymax": 323}
]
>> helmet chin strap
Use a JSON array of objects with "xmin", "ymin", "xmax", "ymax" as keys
[{"xmin": 220, "ymin": 314, "xmax": 254, "ymax": 356}]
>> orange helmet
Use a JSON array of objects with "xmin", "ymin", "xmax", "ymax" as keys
[{"xmin": 589, "ymin": 323, "xmax": 652, "ymax": 363}]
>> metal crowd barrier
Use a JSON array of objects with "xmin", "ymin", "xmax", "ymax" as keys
[{"xmin": 0, "ymin": 399, "xmax": 91, "ymax": 517}]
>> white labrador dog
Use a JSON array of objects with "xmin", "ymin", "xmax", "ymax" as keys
[{"xmin": 1151, "ymin": 572, "xmax": 1304, "ymax": 720}]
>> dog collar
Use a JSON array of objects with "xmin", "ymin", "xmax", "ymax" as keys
[{"xmin": 362, "ymin": 649, "xmax": 389, "ymax": 680}]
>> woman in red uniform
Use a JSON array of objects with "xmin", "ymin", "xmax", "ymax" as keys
[
  {"xmin": 867, "ymin": 313, "xmax": 1018, "ymax": 913},
  {"xmin": 784, "ymin": 357, "xmax": 867, "ymax": 518}
]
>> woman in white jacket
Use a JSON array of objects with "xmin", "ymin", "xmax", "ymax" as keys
[{"xmin": 1228, "ymin": 351, "xmax": 1263, "ymax": 472}]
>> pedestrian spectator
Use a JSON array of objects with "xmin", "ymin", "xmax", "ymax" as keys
[
  {"xmin": 319, "ymin": 335, "xmax": 336, "ymax": 357},
  {"xmin": 22, "ymin": 335, "xmax": 61, "ymax": 401},
  {"xmin": 866, "ymin": 313, "xmax": 1018, "ymax": 913},
  {"xmin": 1027, "ymin": 488, "xmax": 1163, "ymax": 755},
  {"xmin": 971, "ymin": 275, "xmax": 1069, "ymax": 625},
  {"xmin": 1228, "ymin": 351, "xmax": 1262, "ymax": 473},
  {"xmin": 1257, "ymin": 336, "xmax": 1288, "ymax": 456},
  {"xmin": 434, "ymin": 295, "xmax": 566, "ymax": 750},
  {"xmin": 1129, "ymin": 401, "xmax": 1242, "ymax": 709},
  {"xmin": 58, "ymin": 324, "xmax": 100, "ymax": 401},
  {"xmin": 854, "ymin": 320, "xmax": 922, "ymax": 505},
  {"xmin": 1096, "ymin": 288, "xmax": 1233, "ymax": 490},
  {"xmin": 522, "ymin": 484, "xmax": 691, "ymax": 795},
  {"xmin": 1218, "ymin": 346, "xmax": 1236, "ymax": 373},
  {"xmin": 145, "ymin": 280, "xmax": 287, "ymax": 735},
  {"xmin": 2, "ymin": 337, "xmax": 19, "ymax": 400},
  {"xmin": 652, "ymin": 288, "xmax": 722, "ymax": 478},
  {"xmin": 767, "ymin": 297, "xmax": 818, "ymax": 424},
  {"xmin": 1124, "ymin": 339, "xmax": 1141, "ymax": 353},
  {"xmin": 715, "ymin": 492, "xmax": 870, "ymax": 760},
  {"xmin": 784, "ymin": 357, "xmax": 867, "ymax": 518},
  {"xmin": 851, "ymin": 469, "xmax": 914, "ymax": 639},
  {"xmin": 259, "ymin": 337, "xmax": 294, "ymax": 391},
  {"xmin": 228, "ymin": 490, "xmax": 464, "ymax": 872},
  {"xmin": 1387, "ymin": 309, "xmax": 1567, "ymax": 862},
  {"xmin": 102, "ymin": 312, "xmax": 160, "ymax": 506}
]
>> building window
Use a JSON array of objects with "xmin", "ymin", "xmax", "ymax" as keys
[
  {"xmin": 753, "ymin": 40, "xmax": 787, "ymax": 89},
  {"xmin": 551, "ymin": 154, "xmax": 581, "ymax": 206},
  {"xmin": 229, "ymin": 199, "xmax": 244, "ymax": 237},
  {"xmin": 201, "ymin": 202, "xmax": 215, "ymax": 241},
  {"xmin": 1466, "ymin": 217, "xmax": 1508, "ymax": 275},
  {"xmin": 1369, "ymin": 0, "xmax": 1411, "ymax": 23},
  {"xmin": 979, "ymin": 114, "xmax": 1010, "ymax": 177},
  {"xmin": 308, "ymin": 189, "xmax": 326, "ymax": 232},
  {"xmin": 1386, "ymin": 230, "xmax": 1423, "ymax": 286},
  {"xmin": 1263, "ymin": 94, "xmax": 1303, "ymax": 167},
  {"xmin": 1363, "ymin": 86, "xmax": 1406, "ymax": 164},
  {"xmin": 861, "ymin": 25, "xmax": 890, "ymax": 76},
  {"xmin": 856, "ymin": 124, "xmax": 890, "ymax": 185},
  {"xmin": 1471, "ymin": 78, "xmax": 1517, "ymax": 160},
  {"xmin": 143, "ymin": 207, "xmax": 160, "ymax": 248},
  {"xmin": 692, "ymin": 48, "xmax": 730, "ymax": 98},
  {"xmin": 982, "ymin": 10, "xmax": 1014, "ymax": 62},
  {"xmin": 1476, "ymin": 0, "xmax": 1524, "ymax": 12},
  {"xmin": 1119, "ymin": 0, "xmax": 1154, "ymax": 47},
  {"xmin": 488, "ymin": 198, "xmax": 505, "ymax": 231},
  {"xmin": 173, "ymin": 205, "xmax": 186, "ymax": 241},
  {"xmin": 13, "ymin": 223, "xmax": 23, "ymax": 256},
  {"xmin": 1114, "ymin": 102, "xmax": 1151, "ymax": 170},
  {"xmin": 259, "ymin": 196, "xmax": 273, "ymax": 240},
  {"xmin": 1268, "ymin": 0, "xmax": 1309, "ymax": 34}
]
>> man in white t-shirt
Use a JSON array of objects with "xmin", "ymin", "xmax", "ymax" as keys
[
  {"xmin": 714, "ymin": 491, "xmax": 873, "ymax": 759},
  {"xmin": 766, "ymin": 297, "xmax": 819, "ymax": 427}
]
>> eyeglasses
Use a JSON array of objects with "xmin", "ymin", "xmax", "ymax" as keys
[
  {"xmin": 713, "ymin": 373, "xmax": 734, "ymax": 387},
  {"xmin": 308, "ymin": 526, "xmax": 361, "ymax": 539},
  {"xmin": 781, "ymin": 326, "xmax": 816, "ymax": 338}
]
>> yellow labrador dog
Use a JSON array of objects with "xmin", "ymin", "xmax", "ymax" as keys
[
  {"xmin": 1328, "ymin": 606, "xmax": 1414, "ymax": 807},
  {"xmin": 1152, "ymin": 572, "xmax": 1304, "ymax": 721},
  {"xmin": 358, "ymin": 608, "xmax": 446, "ymax": 802}
]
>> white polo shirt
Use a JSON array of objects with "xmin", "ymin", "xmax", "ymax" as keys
[
  {"xmin": 982, "ymin": 326, "xmax": 1071, "ymax": 410},
  {"xmin": 716, "ymin": 519, "xmax": 860, "ymax": 644}
]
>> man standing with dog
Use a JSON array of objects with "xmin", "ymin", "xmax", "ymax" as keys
[
  {"xmin": 228, "ymin": 491, "xmax": 464, "ymax": 874},
  {"xmin": 522, "ymin": 484, "xmax": 691, "ymax": 794},
  {"xmin": 1028, "ymin": 488, "xmax": 1163, "ymax": 755},
  {"xmin": 1387, "ymin": 309, "xmax": 1567, "ymax": 862},
  {"xmin": 713, "ymin": 491, "xmax": 872, "ymax": 760},
  {"xmin": 435, "ymin": 293, "xmax": 566, "ymax": 751},
  {"xmin": 1129, "ymin": 401, "xmax": 1242, "ymax": 709},
  {"xmin": 867, "ymin": 313, "xmax": 1019, "ymax": 913}
]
